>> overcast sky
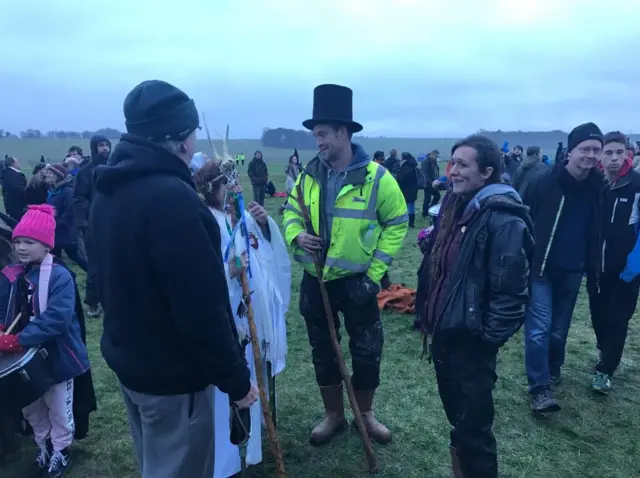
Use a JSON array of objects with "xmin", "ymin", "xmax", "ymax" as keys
[{"xmin": 1, "ymin": 0, "xmax": 638, "ymax": 138}]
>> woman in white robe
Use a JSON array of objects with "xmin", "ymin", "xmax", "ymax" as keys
[{"xmin": 193, "ymin": 160, "xmax": 291, "ymax": 478}]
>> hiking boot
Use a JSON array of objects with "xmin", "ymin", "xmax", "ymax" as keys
[
  {"xmin": 309, "ymin": 384, "xmax": 348, "ymax": 446},
  {"xmin": 29, "ymin": 441, "xmax": 52, "ymax": 478},
  {"xmin": 549, "ymin": 373, "xmax": 563, "ymax": 390},
  {"xmin": 352, "ymin": 389, "xmax": 392, "ymax": 444},
  {"xmin": 530, "ymin": 390, "xmax": 561, "ymax": 414},
  {"xmin": 449, "ymin": 445, "xmax": 464, "ymax": 478},
  {"xmin": 46, "ymin": 448, "xmax": 70, "ymax": 478},
  {"xmin": 86, "ymin": 304, "xmax": 102, "ymax": 319},
  {"xmin": 591, "ymin": 372, "xmax": 611, "ymax": 395}
]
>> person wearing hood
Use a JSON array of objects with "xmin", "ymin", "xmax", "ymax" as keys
[
  {"xmin": 396, "ymin": 152, "xmax": 419, "ymax": 227},
  {"xmin": 418, "ymin": 134, "xmax": 533, "ymax": 478},
  {"xmin": 89, "ymin": 80, "xmax": 257, "ymax": 478},
  {"xmin": 588, "ymin": 131, "xmax": 640, "ymax": 395},
  {"xmin": 247, "ymin": 151, "xmax": 268, "ymax": 206},
  {"xmin": 522, "ymin": 122, "xmax": 605, "ymax": 414},
  {"xmin": 72, "ymin": 134, "xmax": 111, "ymax": 318},
  {"xmin": 45, "ymin": 163, "xmax": 89, "ymax": 273},
  {"xmin": 512, "ymin": 145, "xmax": 548, "ymax": 198},
  {"xmin": 284, "ymin": 84, "xmax": 408, "ymax": 447}
]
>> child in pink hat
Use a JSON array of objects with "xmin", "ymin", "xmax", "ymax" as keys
[{"xmin": 0, "ymin": 204, "xmax": 90, "ymax": 476}]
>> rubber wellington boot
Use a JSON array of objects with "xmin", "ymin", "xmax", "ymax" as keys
[
  {"xmin": 450, "ymin": 445, "xmax": 464, "ymax": 477},
  {"xmin": 353, "ymin": 389, "xmax": 392, "ymax": 444},
  {"xmin": 309, "ymin": 384, "xmax": 348, "ymax": 446}
]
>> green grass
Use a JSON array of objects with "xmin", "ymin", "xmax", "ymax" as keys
[{"xmin": 1, "ymin": 166, "xmax": 639, "ymax": 478}]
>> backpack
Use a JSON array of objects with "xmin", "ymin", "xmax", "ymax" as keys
[{"xmin": 415, "ymin": 166, "xmax": 427, "ymax": 189}]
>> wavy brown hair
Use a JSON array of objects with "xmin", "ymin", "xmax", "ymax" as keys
[
  {"xmin": 429, "ymin": 134, "xmax": 503, "ymax": 285},
  {"xmin": 193, "ymin": 159, "xmax": 225, "ymax": 209}
]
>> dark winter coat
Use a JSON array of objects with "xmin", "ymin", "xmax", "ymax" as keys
[
  {"xmin": 512, "ymin": 155, "xmax": 548, "ymax": 199},
  {"xmin": 421, "ymin": 157, "xmax": 440, "ymax": 184},
  {"xmin": 91, "ymin": 134, "xmax": 250, "ymax": 400},
  {"xmin": 598, "ymin": 166, "xmax": 640, "ymax": 275},
  {"xmin": 0, "ymin": 262, "xmax": 90, "ymax": 384},
  {"xmin": 522, "ymin": 161, "xmax": 603, "ymax": 281},
  {"xmin": 46, "ymin": 176, "xmax": 77, "ymax": 246},
  {"xmin": 247, "ymin": 156, "xmax": 268, "ymax": 186},
  {"xmin": 1, "ymin": 168, "xmax": 27, "ymax": 221},
  {"xmin": 73, "ymin": 135, "xmax": 112, "ymax": 229},
  {"xmin": 503, "ymin": 153, "xmax": 522, "ymax": 180},
  {"xmin": 396, "ymin": 156, "xmax": 419, "ymax": 203},
  {"xmin": 418, "ymin": 184, "xmax": 534, "ymax": 349}
]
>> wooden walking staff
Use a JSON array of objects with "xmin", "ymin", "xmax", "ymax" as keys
[
  {"xmin": 228, "ymin": 191, "xmax": 286, "ymax": 478},
  {"xmin": 293, "ymin": 182, "xmax": 379, "ymax": 473}
]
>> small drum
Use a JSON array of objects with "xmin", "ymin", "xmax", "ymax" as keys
[{"xmin": 0, "ymin": 348, "xmax": 55, "ymax": 410}]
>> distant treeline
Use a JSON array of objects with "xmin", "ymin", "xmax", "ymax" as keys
[{"xmin": 0, "ymin": 128, "xmax": 123, "ymax": 139}]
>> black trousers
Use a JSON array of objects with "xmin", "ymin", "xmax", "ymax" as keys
[
  {"xmin": 83, "ymin": 229, "xmax": 100, "ymax": 308},
  {"xmin": 433, "ymin": 337, "xmax": 498, "ymax": 478},
  {"xmin": 422, "ymin": 188, "xmax": 440, "ymax": 217},
  {"xmin": 589, "ymin": 272, "xmax": 639, "ymax": 376},
  {"xmin": 299, "ymin": 271, "xmax": 383, "ymax": 390}
]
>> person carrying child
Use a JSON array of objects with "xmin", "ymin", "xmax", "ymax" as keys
[{"xmin": 0, "ymin": 204, "xmax": 90, "ymax": 478}]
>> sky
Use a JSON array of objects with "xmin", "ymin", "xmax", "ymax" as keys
[{"xmin": 0, "ymin": 0, "xmax": 639, "ymax": 138}]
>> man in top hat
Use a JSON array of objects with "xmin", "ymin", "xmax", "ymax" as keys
[{"xmin": 284, "ymin": 84, "xmax": 408, "ymax": 446}]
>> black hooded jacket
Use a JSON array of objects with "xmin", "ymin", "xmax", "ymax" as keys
[
  {"xmin": 418, "ymin": 185, "xmax": 534, "ymax": 349},
  {"xmin": 72, "ymin": 135, "xmax": 111, "ymax": 229},
  {"xmin": 396, "ymin": 154, "xmax": 419, "ymax": 203},
  {"xmin": 90, "ymin": 134, "xmax": 250, "ymax": 400}
]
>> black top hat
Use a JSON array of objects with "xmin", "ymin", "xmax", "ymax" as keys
[{"xmin": 302, "ymin": 84, "xmax": 363, "ymax": 133}]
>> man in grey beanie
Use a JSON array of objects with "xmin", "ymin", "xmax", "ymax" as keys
[{"xmin": 90, "ymin": 80, "xmax": 258, "ymax": 478}]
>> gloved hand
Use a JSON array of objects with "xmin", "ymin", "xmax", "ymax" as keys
[{"xmin": 0, "ymin": 334, "xmax": 22, "ymax": 352}]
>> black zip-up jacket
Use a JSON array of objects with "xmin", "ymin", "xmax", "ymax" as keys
[
  {"xmin": 90, "ymin": 134, "xmax": 250, "ymax": 400},
  {"xmin": 522, "ymin": 162, "xmax": 604, "ymax": 280},
  {"xmin": 599, "ymin": 168, "xmax": 640, "ymax": 275},
  {"xmin": 247, "ymin": 157, "xmax": 268, "ymax": 186},
  {"xmin": 73, "ymin": 135, "xmax": 111, "ymax": 229},
  {"xmin": 419, "ymin": 185, "xmax": 534, "ymax": 348}
]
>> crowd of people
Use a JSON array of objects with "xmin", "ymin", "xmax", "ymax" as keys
[{"xmin": 0, "ymin": 79, "xmax": 638, "ymax": 478}]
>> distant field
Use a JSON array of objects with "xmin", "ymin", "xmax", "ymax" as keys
[{"xmin": 1, "ymin": 138, "xmax": 461, "ymax": 165}]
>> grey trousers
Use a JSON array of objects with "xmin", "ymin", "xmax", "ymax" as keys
[{"xmin": 120, "ymin": 384, "xmax": 215, "ymax": 478}]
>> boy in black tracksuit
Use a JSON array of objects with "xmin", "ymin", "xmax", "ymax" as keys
[{"xmin": 588, "ymin": 131, "xmax": 640, "ymax": 394}]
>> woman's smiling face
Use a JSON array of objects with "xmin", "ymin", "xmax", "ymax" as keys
[{"xmin": 449, "ymin": 146, "xmax": 494, "ymax": 195}]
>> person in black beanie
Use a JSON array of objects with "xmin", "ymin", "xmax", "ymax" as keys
[
  {"xmin": 522, "ymin": 122, "xmax": 605, "ymax": 414},
  {"xmin": 90, "ymin": 80, "xmax": 257, "ymax": 478}
]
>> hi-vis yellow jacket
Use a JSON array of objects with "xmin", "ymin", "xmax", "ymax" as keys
[{"xmin": 283, "ymin": 154, "xmax": 408, "ymax": 283}]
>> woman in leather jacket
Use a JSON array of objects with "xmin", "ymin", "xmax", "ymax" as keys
[{"xmin": 418, "ymin": 135, "xmax": 534, "ymax": 478}]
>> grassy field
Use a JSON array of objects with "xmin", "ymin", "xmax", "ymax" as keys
[{"xmin": 1, "ymin": 163, "xmax": 639, "ymax": 478}]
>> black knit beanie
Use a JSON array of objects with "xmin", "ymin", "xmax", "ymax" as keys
[
  {"xmin": 567, "ymin": 122, "xmax": 603, "ymax": 152},
  {"xmin": 123, "ymin": 80, "xmax": 199, "ymax": 141}
]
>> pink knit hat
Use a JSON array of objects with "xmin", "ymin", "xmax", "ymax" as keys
[{"xmin": 12, "ymin": 204, "xmax": 57, "ymax": 248}]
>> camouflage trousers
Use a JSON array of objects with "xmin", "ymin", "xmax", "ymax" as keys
[{"xmin": 299, "ymin": 271, "xmax": 384, "ymax": 390}]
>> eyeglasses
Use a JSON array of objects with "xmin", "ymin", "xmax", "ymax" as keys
[{"xmin": 577, "ymin": 146, "xmax": 602, "ymax": 156}]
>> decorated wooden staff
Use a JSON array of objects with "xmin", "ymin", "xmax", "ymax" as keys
[
  {"xmin": 204, "ymin": 119, "xmax": 286, "ymax": 478},
  {"xmin": 293, "ymin": 180, "xmax": 379, "ymax": 473}
]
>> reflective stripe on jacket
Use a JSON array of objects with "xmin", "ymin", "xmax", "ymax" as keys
[{"xmin": 284, "ymin": 159, "xmax": 408, "ymax": 283}]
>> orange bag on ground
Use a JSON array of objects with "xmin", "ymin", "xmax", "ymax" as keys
[{"xmin": 377, "ymin": 284, "xmax": 416, "ymax": 314}]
